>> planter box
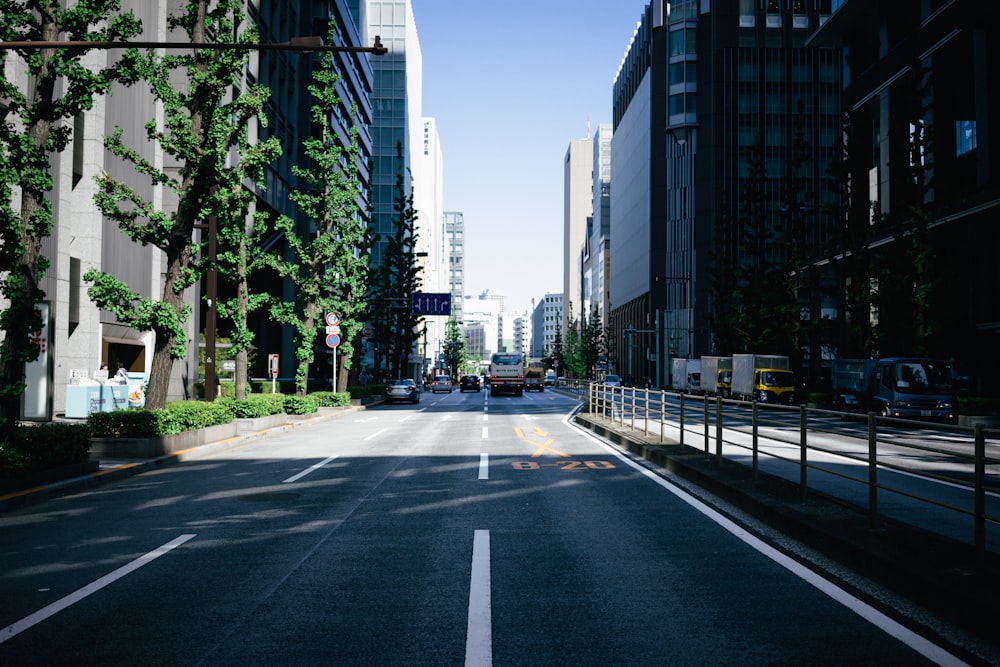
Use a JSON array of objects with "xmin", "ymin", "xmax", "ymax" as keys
[
  {"xmin": 90, "ymin": 421, "xmax": 238, "ymax": 458},
  {"xmin": 235, "ymin": 413, "xmax": 287, "ymax": 434}
]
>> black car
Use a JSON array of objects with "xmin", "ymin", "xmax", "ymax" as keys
[
  {"xmin": 460, "ymin": 374, "xmax": 481, "ymax": 392},
  {"xmin": 524, "ymin": 377, "xmax": 544, "ymax": 392}
]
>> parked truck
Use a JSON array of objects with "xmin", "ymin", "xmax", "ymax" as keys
[
  {"xmin": 831, "ymin": 357, "xmax": 955, "ymax": 421},
  {"xmin": 671, "ymin": 358, "xmax": 702, "ymax": 393},
  {"xmin": 731, "ymin": 354, "xmax": 796, "ymax": 404},
  {"xmin": 700, "ymin": 356, "xmax": 733, "ymax": 397}
]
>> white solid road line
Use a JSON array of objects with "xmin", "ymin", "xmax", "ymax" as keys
[
  {"xmin": 0, "ymin": 534, "xmax": 196, "ymax": 644},
  {"xmin": 283, "ymin": 455, "xmax": 338, "ymax": 484},
  {"xmin": 465, "ymin": 529, "xmax": 492, "ymax": 667},
  {"xmin": 364, "ymin": 428, "xmax": 387, "ymax": 441},
  {"xmin": 568, "ymin": 413, "xmax": 970, "ymax": 667}
]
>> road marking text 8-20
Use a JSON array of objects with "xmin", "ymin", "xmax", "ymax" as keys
[{"xmin": 511, "ymin": 460, "xmax": 616, "ymax": 470}]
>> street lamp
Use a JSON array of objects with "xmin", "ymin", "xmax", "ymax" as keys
[{"xmin": 3, "ymin": 34, "xmax": 387, "ymax": 399}]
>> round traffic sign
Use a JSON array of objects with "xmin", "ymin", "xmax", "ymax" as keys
[
  {"xmin": 325, "ymin": 312, "xmax": 340, "ymax": 326},
  {"xmin": 325, "ymin": 333, "xmax": 340, "ymax": 348}
]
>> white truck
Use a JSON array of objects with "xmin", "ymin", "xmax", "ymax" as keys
[
  {"xmin": 700, "ymin": 356, "xmax": 733, "ymax": 397},
  {"xmin": 731, "ymin": 354, "xmax": 796, "ymax": 404},
  {"xmin": 670, "ymin": 358, "xmax": 702, "ymax": 393}
]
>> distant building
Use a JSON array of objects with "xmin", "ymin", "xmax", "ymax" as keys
[
  {"xmin": 444, "ymin": 211, "xmax": 465, "ymax": 320},
  {"xmin": 564, "ymin": 139, "xmax": 593, "ymax": 337},
  {"xmin": 609, "ymin": 0, "xmax": 841, "ymax": 385}
]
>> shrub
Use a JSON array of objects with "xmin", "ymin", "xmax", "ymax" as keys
[
  {"xmin": 88, "ymin": 401, "xmax": 234, "ymax": 437},
  {"xmin": 283, "ymin": 395, "xmax": 319, "ymax": 415},
  {"xmin": 308, "ymin": 391, "xmax": 350, "ymax": 407},
  {"xmin": 347, "ymin": 384, "xmax": 382, "ymax": 399},
  {"xmin": 88, "ymin": 409, "xmax": 161, "ymax": 437},
  {"xmin": 217, "ymin": 394, "xmax": 285, "ymax": 418},
  {"xmin": 158, "ymin": 400, "xmax": 235, "ymax": 434},
  {"xmin": 1, "ymin": 423, "xmax": 92, "ymax": 475}
]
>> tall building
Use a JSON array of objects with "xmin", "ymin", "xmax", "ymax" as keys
[
  {"xmin": 414, "ymin": 117, "xmax": 446, "ymax": 375},
  {"xmin": 360, "ymin": 0, "xmax": 421, "ymax": 268},
  {"xmin": 588, "ymin": 124, "xmax": 613, "ymax": 330},
  {"xmin": 809, "ymin": 0, "xmax": 1000, "ymax": 383},
  {"xmin": 563, "ymin": 138, "xmax": 593, "ymax": 337},
  {"xmin": 610, "ymin": 0, "xmax": 840, "ymax": 386},
  {"xmin": 250, "ymin": 0, "xmax": 374, "ymax": 386},
  {"xmin": 532, "ymin": 293, "xmax": 564, "ymax": 363},
  {"xmin": 444, "ymin": 211, "xmax": 465, "ymax": 320}
]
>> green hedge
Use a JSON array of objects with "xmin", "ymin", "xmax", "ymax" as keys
[
  {"xmin": 283, "ymin": 395, "xmax": 319, "ymax": 415},
  {"xmin": 217, "ymin": 394, "xmax": 285, "ymax": 418},
  {"xmin": 309, "ymin": 391, "xmax": 350, "ymax": 407},
  {"xmin": 0, "ymin": 423, "xmax": 93, "ymax": 475},
  {"xmin": 88, "ymin": 400, "xmax": 234, "ymax": 437}
]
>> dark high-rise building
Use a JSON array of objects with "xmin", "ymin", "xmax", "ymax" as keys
[
  {"xmin": 610, "ymin": 0, "xmax": 841, "ymax": 385},
  {"xmin": 810, "ymin": 0, "xmax": 1000, "ymax": 385}
]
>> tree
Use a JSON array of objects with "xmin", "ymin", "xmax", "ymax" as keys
[
  {"xmin": 262, "ymin": 26, "xmax": 369, "ymax": 396},
  {"xmin": 579, "ymin": 306, "xmax": 606, "ymax": 380},
  {"xmin": 212, "ymin": 84, "xmax": 281, "ymax": 400},
  {"xmin": 0, "ymin": 0, "xmax": 140, "ymax": 438},
  {"xmin": 84, "ymin": 0, "xmax": 253, "ymax": 409},
  {"xmin": 367, "ymin": 144, "xmax": 421, "ymax": 380},
  {"xmin": 442, "ymin": 318, "xmax": 466, "ymax": 380}
]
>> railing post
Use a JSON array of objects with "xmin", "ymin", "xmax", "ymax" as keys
[
  {"xmin": 644, "ymin": 387, "xmax": 650, "ymax": 436},
  {"xmin": 752, "ymin": 401, "xmax": 759, "ymax": 480},
  {"xmin": 975, "ymin": 423, "xmax": 985, "ymax": 555},
  {"xmin": 630, "ymin": 386, "xmax": 636, "ymax": 430},
  {"xmin": 679, "ymin": 393, "xmax": 685, "ymax": 446},
  {"xmin": 703, "ymin": 395, "xmax": 710, "ymax": 454},
  {"xmin": 659, "ymin": 389, "xmax": 665, "ymax": 443},
  {"xmin": 867, "ymin": 412, "xmax": 878, "ymax": 528},
  {"xmin": 799, "ymin": 404, "xmax": 808, "ymax": 501},
  {"xmin": 714, "ymin": 396, "xmax": 723, "ymax": 467}
]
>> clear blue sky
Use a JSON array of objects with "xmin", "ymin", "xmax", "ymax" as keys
[{"xmin": 411, "ymin": 1, "xmax": 646, "ymax": 314}]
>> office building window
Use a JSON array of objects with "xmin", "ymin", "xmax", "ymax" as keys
[{"xmin": 956, "ymin": 120, "xmax": 976, "ymax": 156}]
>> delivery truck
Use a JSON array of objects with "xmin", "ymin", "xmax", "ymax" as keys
[
  {"xmin": 671, "ymin": 358, "xmax": 701, "ymax": 393},
  {"xmin": 700, "ymin": 356, "xmax": 733, "ymax": 397},
  {"xmin": 831, "ymin": 357, "xmax": 954, "ymax": 421},
  {"xmin": 731, "ymin": 354, "xmax": 796, "ymax": 404}
]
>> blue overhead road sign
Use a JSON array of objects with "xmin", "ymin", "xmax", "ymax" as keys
[{"xmin": 411, "ymin": 292, "xmax": 451, "ymax": 316}]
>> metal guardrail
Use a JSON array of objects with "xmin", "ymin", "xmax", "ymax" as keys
[{"xmin": 572, "ymin": 381, "xmax": 1000, "ymax": 555}]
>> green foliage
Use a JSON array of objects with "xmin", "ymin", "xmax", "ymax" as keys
[
  {"xmin": 308, "ymin": 391, "xmax": 351, "ymax": 407},
  {"xmin": 0, "ymin": 423, "xmax": 93, "ymax": 475},
  {"xmin": 87, "ymin": 409, "xmax": 161, "ymax": 438},
  {"xmin": 0, "ymin": 0, "xmax": 141, "ymax": 437},
  {"xmin": 88, "ymin": 400, "xmax": 234, "ymax": 437},
  {"xmin": 367, "ymin": 143, "xmax": 422, "ymax": 382},
  {"xmin": 223, "ymin": 393, "xmax": 285, "ymax": 417},
  {"xmin": 442, "ymin": 318, "xmax": 466, "ymax": 378},
  {"xmin": 260, "ymin": 24, "xmax": 370, "ymax": 397},
  {"xmin": 283, "ymin": 394, "xmax": 319, "ymax": 415},
  {"xmin": 83, "ymin": 0, "xmax": 261, "ymax": 409},
  {"xmin": 346, "ymin": 384, "xmax": 382, "ymax": 399}
]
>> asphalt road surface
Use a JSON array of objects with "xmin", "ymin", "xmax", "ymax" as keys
[{"xmin": 0, "ymin": 389, "xmax": 971, "ymax": 665}]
